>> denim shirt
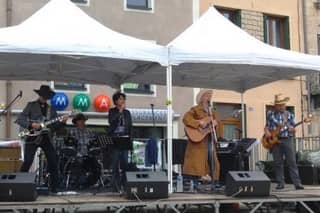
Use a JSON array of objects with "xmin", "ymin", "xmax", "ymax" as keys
[{"xmin": 266, "ymin": 110, "xmax": 295, "ymax": 137}]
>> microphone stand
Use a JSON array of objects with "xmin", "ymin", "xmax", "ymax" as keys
[
  {"xmin": 150, "ymin": 104, "xmax": 156, "ymax": 171},
  {"xmin": 0, "ymin": 92, "xmax": 22, "ymax": 121},
  {"xmin": 207, "ymin": 104, "xmax": 218, "ymax": 187}
]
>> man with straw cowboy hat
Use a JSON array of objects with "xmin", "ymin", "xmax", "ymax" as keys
[
  {"xmin": 183, "ymin": 89, "xmax": 221, "ymax": 192},
  {"xmin": 264, "ymin": 94, "xmax": 304, "ymax": 190}
]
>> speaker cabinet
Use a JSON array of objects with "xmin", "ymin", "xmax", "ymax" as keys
[
  {"xmin": 225, "ymin": 171, "xmax": 270, "ymax": 197},
  {"xmin": 218, "ymin": 153, "xmax": 240, "ymax": 184},
  {"xmin": 172, "ymin": 139, "xmax": 188, "ymax": 165},
  {"xmin": 126, "ymin": 171, "xmax": 168, "ymax": 199},
  {"xmin": 0, "ymin": 172, "xmax": 37, "ymax": 201},
  {"xmin": 298, "ymin": 165, "xmax": 318, "ymax": 185}
]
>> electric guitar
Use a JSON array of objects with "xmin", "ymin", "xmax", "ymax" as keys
[
  {"xmin": 18, "ymin": 110, "xmax": 79, "ymax": 137},
  {"xmin": 262, "ymin": 117, "xmax": 312, "ymax": 150}
]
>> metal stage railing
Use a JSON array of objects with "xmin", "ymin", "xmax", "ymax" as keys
[{"xmin": 295, "ymin": 137, "xmax": 320, "ymax": 152}]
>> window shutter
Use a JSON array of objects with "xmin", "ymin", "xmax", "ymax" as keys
[
  {"xmin": 235, "ymin": 10, "xmax": 241, "ymax": 27},
  {"xmin": 284, "ymin": 17, "xmax": 290, "ymax": 50},
  {"xmin": 263, "ymin": 15, "xmax": 268, "ymax": 43}
]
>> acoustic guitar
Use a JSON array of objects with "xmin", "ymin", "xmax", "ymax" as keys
[
  {"xmin": 184, "ymin": 125, "xmax": 212, "ymax": 143},
  {"xmin": 262, "ymin": 117, "xmax": 312, "ymax": 150}
]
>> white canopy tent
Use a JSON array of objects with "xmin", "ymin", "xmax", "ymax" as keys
[
  {"xmin": 0, "ymin": 0, "xmax": 171, "ymax": 191},
  {"xmin": 153, "ymin": 7, "xmax": 320, "ymax": 193},
  {"xmin": 0, "ymin": 0, "xmax": 167, "ymax": 87}
]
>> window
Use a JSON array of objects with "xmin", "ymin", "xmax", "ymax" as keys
[
  {"xmin": 125, "ymin": 0, "xmax": 153, "ymax": 11},
  {"xmin": 217, "ymin": 8, "xmax": 241, "ymax": 27},
  {"xmin": 53, "ymin": 82, "xmax": 89, "ymax": 92},
  {"xmin": 122, "ymin": 83, "xmax": 155, "ymax": 95},
  {"xmin": 214, "ymin": 103, "xmax": 243, "ymax": 140},
  {"xmin": 313, "ymin": 94, "xmax": 320, "ymax": 109},
  {"xmin": 70, "ymin": 0, "xmax": 89, "ymax": 6},
  {"xmin": 264, "ymin": 15, "xmax": 290, "ymax": 49}
]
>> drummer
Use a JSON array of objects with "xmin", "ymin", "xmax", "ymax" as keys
[{"xmin": 69, "ymin": 113, "xmax": 95, "ymax": 156}]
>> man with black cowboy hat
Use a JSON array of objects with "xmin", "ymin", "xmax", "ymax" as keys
[
  {"xmin": 16, "ymin": 85, "xmax": 68, "ymax": 193},
  {"xmin": 264, "ymin": 94, "xmax": 304, "ymax": 190}
]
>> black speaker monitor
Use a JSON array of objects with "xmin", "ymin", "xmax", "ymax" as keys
[
  {"xmin": 126, "ymin": 171, "xmax": 168, "ymax": 199},
  {"xmin": 0, "ymin": 172, "xmax": 37, "ymax": 201},
  {"xmin": 172, "ymin": 139, "xmax": 188, "ymax": 165},
  {"xmin": 225, "ymin": 171, "xmax": 270, "ymax": 197}
]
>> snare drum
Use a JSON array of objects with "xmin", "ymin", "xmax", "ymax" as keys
[
  {"xmin": 61, "ymin": 137, "xmax": 77, "ymax": 157},
  {"xmin": 87, "ymin": 138, "xmax": 101, "ymax": 156}
]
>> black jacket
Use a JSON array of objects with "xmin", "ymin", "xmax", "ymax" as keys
[
  {"xmin": 16, "ymin": 100, "xmax": 65, "ymax": 136},
  {"xmin": 107, "ymin": 107, "xmax": 132, "ymax": 136}
]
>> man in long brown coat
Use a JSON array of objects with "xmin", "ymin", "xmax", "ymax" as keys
[{"xmin": 183, "ymin": 89, "xmax": 220, "ymax": 191}]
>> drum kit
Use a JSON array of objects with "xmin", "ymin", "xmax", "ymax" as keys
[
  {"xmin": 35, "ymin": 134, "xmax": 130, "ymax": 191},
  {"xmin": 55, "ymin": 136, "xmax": 105, "ymax": 190}
]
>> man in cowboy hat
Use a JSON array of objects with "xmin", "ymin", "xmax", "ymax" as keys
[
  {"xmin": 70, "ymin": 113, "xmax": 95, "ymax": 156},
  {"xmin": 183, "ymin": 89, "xmax": 221, "ymax": 192},
  {"xmin": 69, "ymin": 113, "xmax": 101, "ymax": 188},
  {"xmin": 16, "ymin": 85, "xmax": 68, "ymax": 193},
  {"xmin": 264, "ymin": 94, "xmax": 304, "ymax": 190}
]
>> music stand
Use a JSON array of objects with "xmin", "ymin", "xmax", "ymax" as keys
[
  {"xmin": 96, "ymin": 135, "xmax": 114, "ymax": 149},
  {"xmin": 112, "ymin": 136, "xmax": 132, "ymax": 151}
]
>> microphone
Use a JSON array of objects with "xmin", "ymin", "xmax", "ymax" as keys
[
  {"xmin": 150, "ymin": 103, "xmax": 154, "ymax": 108},
  {"xmin": 19, "ymin": 90, "xmax": 22, "ymax": 97}
]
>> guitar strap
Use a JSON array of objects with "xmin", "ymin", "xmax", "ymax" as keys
[{"xmin": 46, "ymin": 104, "xmax": 51, "ymax": 121}]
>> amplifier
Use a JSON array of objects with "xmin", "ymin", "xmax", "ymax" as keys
[
  {"xmin": 225, "ymin": 171, "xmax": 270, "ymax": 197},
  {"xmin": 0, "ymin": 172, "xmax": 37, "ymax": 201},
  {"xmin": 126, "ymin": 171, "xmax": 168, "ymax": 199},
  {"xmin": 298, "ymin": 165, "xmax": 318, "ymax": 185}
]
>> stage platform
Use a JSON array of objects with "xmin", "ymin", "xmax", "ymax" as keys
[{"xmin": 1, "ymin": 185, "xmax": 320, "ymax": 213}]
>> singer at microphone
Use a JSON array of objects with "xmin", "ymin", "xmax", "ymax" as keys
[
  {"xmin": 108, "ymin": 91, "xmax": 132, "ymax": 192},
  {"xmin": 182, "ymin": 89, "xmax": 221, "ymax": 191}
]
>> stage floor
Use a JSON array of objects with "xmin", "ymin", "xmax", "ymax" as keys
[{"xmin": 1, "ymin": 185, "xmax": 320, "ymax": 212}]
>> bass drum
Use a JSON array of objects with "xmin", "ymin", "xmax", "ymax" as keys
[{"xmin": 61, "ymin": 155, "xmax": 102, "ymax": 190}]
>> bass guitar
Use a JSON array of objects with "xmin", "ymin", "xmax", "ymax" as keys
[
  {"xmin": 18, "ymin": 110, "xmax": 79, "ymax": 137},
  {"xmin": 262, "ymin": 117, "xmax": 312, "ymax": 150}
]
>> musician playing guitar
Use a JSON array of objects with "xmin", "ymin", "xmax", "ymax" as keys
[
  {"xmin": 16, "ymin": 85, "xmax": 68, "ymax": 193},
  {"xmin": 264, "ymin": 94, "xmax": 304, "ymax": 190},
  {"xmin": 183, "ymin": 89, "xmax": 220, "ymax": 191}
]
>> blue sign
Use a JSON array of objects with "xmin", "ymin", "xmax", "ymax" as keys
[{"xmin": 51, "ymin": 92, "xmax": 69, "ymax": 111}]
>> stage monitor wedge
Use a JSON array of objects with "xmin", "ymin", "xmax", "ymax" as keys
[
  {"xmin": 126, "ymin": 171, "xmax": 168, "ymax": 199},
  {"xmin": 225, "ymin": 171, "xmax": 270, "ymax": 197},
  {"xmin": 0, "ymin": 172, "xmax": 37, "ymax": 201}
]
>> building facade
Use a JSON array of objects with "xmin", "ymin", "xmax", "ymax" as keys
[
  {"xmin": 0, "ymin": 0, "xmax": 314, "ymax": 164},
  {"xmin": 200, "ymin": 0, "xmax": 309, "ymax": 160},
  {"xmin": 0, "ymin": 0, "xmax": 195, "ymax": 144},
  {"xmin": 305, "ymin": 0, "xmax": 320, "ymax": 135}
]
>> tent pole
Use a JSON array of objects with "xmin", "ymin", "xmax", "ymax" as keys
[
  {"xmin": 241, "ymin": 93, "xmax": 245, "ymax": 138},
  {"xmin": 166, "ymin": 65, "xmax": 173, "ymax": 193}
]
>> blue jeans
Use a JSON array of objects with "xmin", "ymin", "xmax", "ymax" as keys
[
  {"xmin": 272, "ymin": 137, "xmax": 301, "ymax": 186},
  {"xmin": 112, "ymin": 150, "xmax": 128, "ymax": 191}
]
